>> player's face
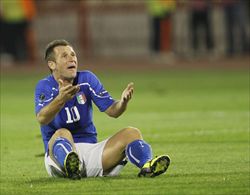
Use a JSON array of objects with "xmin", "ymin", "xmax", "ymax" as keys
[{"xmin": 52, "ymin": 45, "xmax": 78, "ymax": 81}]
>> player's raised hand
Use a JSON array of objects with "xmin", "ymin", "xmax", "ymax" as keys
[
  {"xmin": 121, "ymin": 82, "xmax": 134, "ymax": 104},
  {"xmin": 58, "ymin": 79, "xmax": 80, "ymax": 102},
  {"xmin": 105, "ymin": 82, "xmax": 134, "ymax": 118}
]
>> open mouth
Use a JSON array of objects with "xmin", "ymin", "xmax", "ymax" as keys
[{"xmin": 67, "ymin": 64, "xmax": 76, "ymax": 70}]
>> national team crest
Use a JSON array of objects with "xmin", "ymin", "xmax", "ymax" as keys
[{"xmin": 76, "ymin": 92, "xmax": 86, "ymax": 104}]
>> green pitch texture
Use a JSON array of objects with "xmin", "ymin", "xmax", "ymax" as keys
[{"xmin": 1, "ymin": 69, "xmax": 249, "ymax": 195}]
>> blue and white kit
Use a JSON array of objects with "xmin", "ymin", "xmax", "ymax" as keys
[{"xmin": 35, "ymin": 71, "xmax": 117, "ymax": 177}]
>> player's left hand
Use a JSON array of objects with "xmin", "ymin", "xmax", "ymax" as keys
[
  {"xmin": 105, "ymin": 82, "xmax": 134, "ymax": 118},
  {"xmin": 121, "ymin": 82, "xmax": 134, "ymax": 104}
]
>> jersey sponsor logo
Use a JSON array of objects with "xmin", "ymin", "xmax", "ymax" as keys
[
  {"xmin": 39, "ymin": 93, "xmax": 46, "ymax": 102},
  {"xmin": 76, "ymin": 92, "xmax": 86, "ymax": 104}
]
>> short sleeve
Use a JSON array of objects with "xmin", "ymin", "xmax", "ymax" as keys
[
  {"xmin": 34, "ymin": 79, "xmax": 57, "ymax": 114},
  {"xmin": 86, "ymin": 71, "xmax": 115, "ymax": 112}
]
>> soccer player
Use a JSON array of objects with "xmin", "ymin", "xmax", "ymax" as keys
[{"xmin": 34, "ymin": 39, "xmax": 170, "ymax": 179}]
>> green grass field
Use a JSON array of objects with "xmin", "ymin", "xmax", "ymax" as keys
[{"xmin": 0, "ymin": 68, "xmax": 249, "ymax": 195}]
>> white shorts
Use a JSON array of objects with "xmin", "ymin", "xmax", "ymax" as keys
[{"xmin": 44, "ymin": 139, "xmax": 126, "ymax": 178}]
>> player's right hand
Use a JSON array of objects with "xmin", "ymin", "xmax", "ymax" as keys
[{"xmin": 58, "ymin": 79, "xmax": 80, "ymax": 102}]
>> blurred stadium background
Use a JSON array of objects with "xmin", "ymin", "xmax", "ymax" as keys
[
  {"xmin": 0, "ymin": 0, "xmax": 249, "ymax": 69},
  {"xmin": 0, "ymin": 1, "xmax": 249, "ymax": 195}
]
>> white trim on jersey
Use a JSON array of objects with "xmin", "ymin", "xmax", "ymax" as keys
[
  {"xmin": 79, "ymin": 83, "xmax": 112, "ymax": 99},
  {"xmin": 43, "ymin": 97, "xmax": 53, "ymax": 103},
  {"xmin": 52, "ymin": 87, "xmax": 58, "ymax": 92},
  {"xmin": 38, "ymin": 97, "xmax": 53, "ymax": 107}
]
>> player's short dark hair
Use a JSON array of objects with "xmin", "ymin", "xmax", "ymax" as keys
[{"xmin": 45, "ymin": 39, "xmax": 71, "ymax": 62}]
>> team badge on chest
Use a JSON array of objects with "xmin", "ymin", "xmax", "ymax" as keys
[{"xmin": 76, "ymin": 92, "xmax": 86, "ymax": 104}]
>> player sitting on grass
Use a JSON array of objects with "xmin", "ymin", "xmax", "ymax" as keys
[{"xmin": 34, "ymin": 39, "xmax": 170, "ymax": 179}]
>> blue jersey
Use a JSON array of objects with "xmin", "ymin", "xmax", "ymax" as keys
[{"xmin": 34, "ymin": 71, "xmax": 115, "ymax": 152}]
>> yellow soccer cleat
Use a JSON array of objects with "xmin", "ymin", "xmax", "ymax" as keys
[
  {"xmin": 138, "ymin": 155, "xmax": 170, "ymax": 177},
  {"xmin": 64, "ymin": 151, "xmax": 81, "ymax": 180}
]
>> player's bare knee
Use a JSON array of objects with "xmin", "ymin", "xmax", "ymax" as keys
[
  {"xmin": 54, "ymin": 128, "xmax": 72, "ymax": 138},
  {"xmin": 49, "ymin": 128, "xmax": 73, "ymax": 149},
  {"xmin": 123, "ymin": 126, "xmax": 142, "ymax": 140}
]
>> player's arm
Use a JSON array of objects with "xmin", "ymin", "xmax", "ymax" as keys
[
  {"xmin": 105, "ymin": 82, "xmax": 134, "ymax": 118},
  {"xmin": 36, "ymin": 79, "xmax": 80, "ymax": 125}
]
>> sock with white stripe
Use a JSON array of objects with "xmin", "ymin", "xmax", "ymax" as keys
[
  {"xmin": 52, "ymin": 137, "xmax": 73, "ymax": 168},
  {"xmin": 125, "ymin": 140, "xmax": 152, "ymax": 168}
]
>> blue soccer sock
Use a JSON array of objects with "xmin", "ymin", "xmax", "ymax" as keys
[
  {"xmin": 125, "ymin": 140, "xmax": 152, "ymax": 168},
  {"xmin": 52, "ymin": 137, "xmax": 74, "ymax": 168}
]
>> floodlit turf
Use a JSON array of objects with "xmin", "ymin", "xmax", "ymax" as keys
[{"xmin": 0, "ymin": 69, "xmax": 249, "ymax": 195}]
